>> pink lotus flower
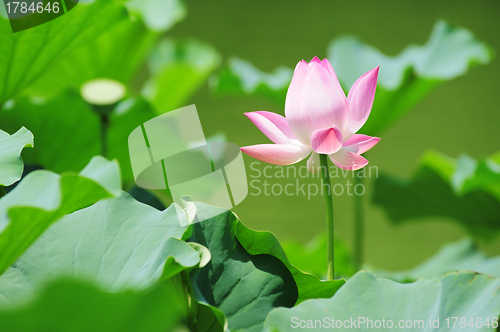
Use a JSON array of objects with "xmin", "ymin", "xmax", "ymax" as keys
[{"xmin": 241, "ymin": 57, "xmax": 380, "ymax": 171}]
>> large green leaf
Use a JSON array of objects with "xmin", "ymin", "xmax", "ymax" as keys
[
  {"xmin": 264, "ymin": 271, "xmax": 500, "ymax": 332},
  {"xmin": 0, "ymin": 156, "xmax": 121, "ymax": 275},
  {"xmin": 128, "ymin": 185, "xmax": 168, "ymax": 211},
  {"xmin": 0, "ymin": 193, "xmax": 202, "ymax": 307},
  {"xmin": 0, "ymin": 92, "xmax": 100, "ymax": 173},
  {"xmin": 189, "ymin": 203, "xmax": 299, "ymax": 332},
  {"xmin": 211, "ymin": 21, "xmax": 491, "ymax": 136},
  {"xmin": 0, "ymin": 92, "xmax": 154, "ymax": 182},
  {"xmin": 190, "ymin": 301, "xmax": 228, "ymax": 332},
  {"xmin": 373, "ymin": 150, "xmax": 500, "ymax": 239},
  {"xmin": 0, "ymin": 127, "xmax": 33, "ymax": 186},
  {"xmin": 235, "ymin": 223, "xmax": 345, "ymax": 304},
  {"xmin": 23, "ymin": 0, "xmax": 188, "ymax": 98},
  {"xmin": 142, "ymin": 38, "xmax": 221, "ymax": 113},
  {"xmin": 379, "ymin": 238, "xmax": 500, "ymax": 282},
  {"xmin": 24, "ymin": 18, "xmax": 158, "ymax": 98},
  {"xmin": 328, "ymin": 20, "xmax": 493, "ymax": 135},
  {"xmin": 0, "ymin": 0, "xmax": 128, "ymax": 103},
  {"xmin": 0, "ymin": 279, "xmax": 185, "ymax": 332}
]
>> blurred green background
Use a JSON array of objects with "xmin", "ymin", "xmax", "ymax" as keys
[{"xmin": 167, "ymin": 0, "xmax": 500, "ymax": 270}]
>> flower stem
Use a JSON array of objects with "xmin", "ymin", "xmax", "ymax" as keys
[
  {"xmin": 354, "ymin": 174, "xmax": 364, "ymax": 271},
  {"xmin": 319, "ymin": 154, "xmax": 334, "ymax": 280}
]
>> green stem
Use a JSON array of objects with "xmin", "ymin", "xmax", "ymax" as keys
[
  {"xmin": 319, "ymin": 154, "xmax": 334, "ymax": 280},
  {"xmin": 88, "ymin": 104, "xmax": 115, "ymax": 159},
  {"xmin": 180, "ymin": 270, "xmax": 196, "ymax": 328},
  {"xmin": 0, "ymin": 186, "xmax": 5, "ymax": 199},
  {"xmin": 354, "ymin": 174, "xmax": 364, "ymax": 271},
  {"xmin": 99, "ymin": 113, "xmax": 109, "ymax": 158}
]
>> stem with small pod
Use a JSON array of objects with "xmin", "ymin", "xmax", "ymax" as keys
[{"xmin": 80, "ymin": 79, "xmax": 126, "ymax": 158}]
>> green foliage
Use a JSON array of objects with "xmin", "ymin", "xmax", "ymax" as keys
[
  {"xmin": 0, "ymin": 156, "xmax": 121, "ymax": 276},
  {"xmin": 190, "ymin": 301, "xmax": 228, "ymax": 332},
  {"xmin": 0, "ymin": 93, "xmax": 155, "ymax": 182},
  {"xmin": 211, "ymin": 21, "xmax": 492, "ymax": 136},
  {"xmin": 0, "ymin": 193, "xmax": 196, "ymax": 306},
  {"xmin": 264, "ymin": 271, "xmax": 500, "ymax": 331},
  {"xmin": 0, "ymin": 280, "xmax": 185, "ymax": 332},
  {"xmin": 235, "ymin": 222, "xmax": 345, "ymax": 303},
  {"xmin": 0, "ymin": 127, "xmax": 33, "ymax": 186},
  {"xmin": 0, "ymin": 0, "xmax": 219, "ymax": 186},
  {"xmin": 373, "ymin": 150, "xmax": 500, "ymax": 239},
  {"xmin": 379, "ymin": 238, "xmax": 500, "ymax": 282},
  {"xmin": 24, "ymin": 18, "xmax": 157, "ymax": 98},
  {"xmin": 0, "ymin": 92, "xmax": 101, "ymax": 173},
  {"xmin": 1, "ymin": 176, "xmax": 499, "ymax": 330},
  {"xmin": 183, "ymin": 203, "xmax": 346, "ymax": 331},
  {"xmin": 0, "ymin": 0, "xmax": 128, "ymax": 104},
  {"xmin": 190, "ymin": 203, "xmax": 299, "ymax": 332},
  {"xmin": 24, "ymin": 0, "xmax": 188, "ymax": 99}
]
